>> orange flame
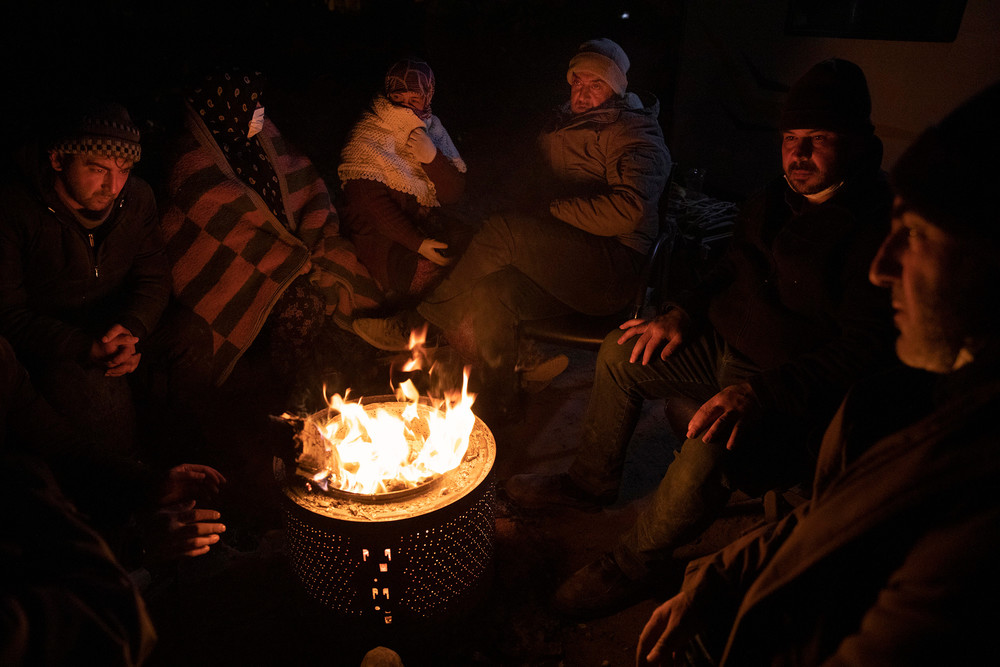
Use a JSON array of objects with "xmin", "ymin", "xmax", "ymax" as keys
[{"xmin": 296, "ymin": 328, "xmax": 475, "ymax": 495}]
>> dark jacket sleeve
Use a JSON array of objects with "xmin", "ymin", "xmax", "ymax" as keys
[
  {"xmin": 421, "ymin": 151, "xmax": 466, "ymax": 205},
  {"xmin": 0, "ymin": 453, "xmax": 157, "ymax": 666},
  {"xmin": 340, "ymin": 178, "xmax": 427, "ymax": 253},
  {"xmin": 823, "ymin": 504, "xmax": 1000, "ymax": 665},
  {"xmin": 112, "ymin": 179, "xmax": 171, "ymax": 340},
  {"xmin": 0, "ymin": 189, "xmax": 94, "ymax": 362},
  {"xmin": 0, "ymin": 335, "xmax": 154, "ymax": 526},
  {"xmin": 680, "ymin": 506, "xmax": 804, "ymax": 627},
  {"xmin": 549, "ymin": 115, "xmax": 669, "ymax": 237},
  {"xmin": 0, "ymin": 178, "xmax": 170, "ymax": 361}
]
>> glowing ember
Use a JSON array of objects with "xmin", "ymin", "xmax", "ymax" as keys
[{"xmin": 293, "ymin": 327, "xmax": 476, "ymax": 495}]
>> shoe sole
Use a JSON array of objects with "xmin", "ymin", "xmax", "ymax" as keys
[
  {"xmin": 520, "ymin": 354, "xmax": 570, "ymax": 383},
  {"xmin": 351, "ymin": 320, "xmax": 411, "ymax": 352}
]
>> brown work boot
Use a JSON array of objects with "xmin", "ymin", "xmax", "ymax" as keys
[
  {"xmin": 553, "ymin": 552, "xmax": 650, "ymax": 620},
  {"xmin": 503, "ymin": 472, "xmax": 614, "ymax": 512}
]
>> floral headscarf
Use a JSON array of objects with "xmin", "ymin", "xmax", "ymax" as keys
[
  {"xmin": 187, "ymin": 68, "xmax": 286, "ymax": 222},
  {"xmin": 384, "ymin": 59, "xmax": 435, "ymax": 120}
]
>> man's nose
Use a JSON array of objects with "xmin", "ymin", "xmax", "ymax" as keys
[
  {"xmin": 869, "ymin": 230, "xmax": 902, "ymax": 287},
  {"xmin": 106, "ymin": 172, "xmax": 127, "ymax": 195},
  {"xmin": 794, "ymin": 138, "xmax": 813, "ymax": 157}
]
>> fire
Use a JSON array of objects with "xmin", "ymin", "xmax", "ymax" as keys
[{"xmin": 294, "ymin": 326, "xmax": 476, "ymax": 495}]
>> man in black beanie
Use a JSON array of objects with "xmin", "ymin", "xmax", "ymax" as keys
[
  {"xmin": 636, "ymin": 79, "xmax": 1000, "ymax": 666},
  {"xmin": 506, "ymin": 58, "xmax": 898, "ymax": 618}
]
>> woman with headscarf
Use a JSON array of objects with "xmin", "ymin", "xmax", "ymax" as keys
[
  {"xmin": 160, "ymin": 67, "xmax": 383, "ymax": 387},
  {"xmin": 337, "ymin": 58, "xmax": 469, "ymax": 303}
]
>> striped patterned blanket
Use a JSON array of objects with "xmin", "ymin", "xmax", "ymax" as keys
[{"xmin": 160, "ymin": 105, "xmax": 383, "ymax": 384}]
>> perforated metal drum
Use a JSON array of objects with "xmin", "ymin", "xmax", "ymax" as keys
[{"xmin": 276, "ymin": 398, "xmax": 496, "ymax": 625}]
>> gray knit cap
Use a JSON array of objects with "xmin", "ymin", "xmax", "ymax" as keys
[
  {"xmin": 567, "ymin": 38, "xmax": 630, "ymax": 95},
  {"xmin": 50, "ymin": 102, "xmax": 142, "ymax": 163}
]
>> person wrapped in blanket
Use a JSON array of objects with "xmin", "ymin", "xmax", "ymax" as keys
[
  {"xmin": 159, "ymin": 67, "xmax": 383, "ymax": 388},
  {"xmin": 338, "ymin": 58, "xmax": 470, "ymax": 305}
]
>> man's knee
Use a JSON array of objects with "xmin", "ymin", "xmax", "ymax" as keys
[
  {"xmin": 596, "ymin": 329, "xmax": 640, "ymax": 380},
  {"xmin": 470, "ymin": 214, "xmax": 514, "ymax": 248},
  {"xmin": 668, "ymin": 437, "xmax": 731, "ymax": 493}
]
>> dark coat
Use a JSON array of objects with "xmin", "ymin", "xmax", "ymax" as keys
[
  {"xmin": 682, "ymin": 358, "xmax": 1000, "ymax": 664},
  {"xmin": 676, "ymin": 159, "xmax": 896, "ymax": 433},
  {"xmin": 0, "ymin": 450, "xmax": 156, "ymax": 664},
  {"xmin": 0, "ymin": 149, "xmax": 170, "ymax": 369},
  {"xmin": 539, "ymin": 91, "xmax": 671, "ymax": 256},
  {"xmin": 339, "ymin": 151, "xmax": 466, "ymax": 293}
]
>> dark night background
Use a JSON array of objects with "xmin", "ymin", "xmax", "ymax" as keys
[
  {"xmin": 0, "ymin": 3, "xmax": 690, "ymax": 665},
  {"xmin": 1, "ymin": 0, "xmax": 684, "ymax": 207},
  {"xmin": 2, "ymin": 2, "xmax": 997, "ymax": 665}
]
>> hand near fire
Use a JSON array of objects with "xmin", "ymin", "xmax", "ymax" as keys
[
  {"xmin": 142, "ymin": 500, "xmax": 226, "ymax": 561},
  {"xmin": 158, "ymin": 463, "xmax": 227, "ymax": 505},
  {"xmin": 89, "ymin": 323, "xmax": 140, "ymax": 377},
  {"xmin": 617, "ymin": 307, "xmax": 692, "ymax": 365},
  {"xmin": 141, "ymin": 464, "xmax": 228, "ymax": 563},
  {"xmin": 636, "ymin": 591, "xmax": 700, "ymax": 666},
  {"xmin": 687, "ymin": 382, "xmax": 760, "ymax": 451}
]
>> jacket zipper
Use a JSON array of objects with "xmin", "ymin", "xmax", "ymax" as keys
[{"xmin": 89, "ymin": 233, "xmax": 99, "ymax": 277}]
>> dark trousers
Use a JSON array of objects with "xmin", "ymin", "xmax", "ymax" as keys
[
  {"xmin": 32, "ymin": 303, "xmax": 213, "ymax": 466},
  {"xmin": 568, "ymin": 328, "xmax": 808, "ymax": 580},
  {"xmin": 417, "ymin": 213, "xmax": 641, "ymax": 383}
]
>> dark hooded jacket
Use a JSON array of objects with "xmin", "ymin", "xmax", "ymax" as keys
[
  {"xmin": 681, "ymin": 354, "xmax": 1000, "ymax": 665},
  {"xmin": 538, "ymin": 91, "xmax": 671, "ymax": 255}
]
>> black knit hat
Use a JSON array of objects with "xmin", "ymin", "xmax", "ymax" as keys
[
  {"xmin": 50, "ymin": 102, "xmax": 141, "ymax": 163},
  {"xmin": 779, "ymin": 58, "xmax": 874, "ymax": 135},
  {"xmin": 891, "ymin": 80, "xmax": 1000, "ymax": 243}
]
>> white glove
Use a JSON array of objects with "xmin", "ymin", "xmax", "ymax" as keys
[
  {"xmin": 418, "ymin": 238, "xmax": 452, "ymax": 266},
  {"xmin": 406, "ymin": 127, "xmax": 438, "ymax": 164}
]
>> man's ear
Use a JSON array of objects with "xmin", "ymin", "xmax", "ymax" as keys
[{"xmin": 48, "ymin": 151, "xmax": 65, "ymax": 172}]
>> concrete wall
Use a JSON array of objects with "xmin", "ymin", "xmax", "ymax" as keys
[{"xmin": 669, "ymin": 0, "xmax": 1000, "ymax": 200}]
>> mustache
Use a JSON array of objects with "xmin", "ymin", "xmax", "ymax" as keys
[{"xmin": 788, "ymin": 160, "xmax": 817, "ymax": 172}]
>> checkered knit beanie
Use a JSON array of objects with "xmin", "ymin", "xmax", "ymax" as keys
[
  {"xmin": 779, "ymin": 58, "xmax": 874, "ymax": 135},
  {"xmin": 891, "ymin": 79, "xmax": 1000, "ymax": 244},
  {"xmin": 567, "ymin": 38, "xmax": 629, "ymax": 95},
  {"xmin": 50, "ymin": 102, "xmax": 141, "ymax": 163}
]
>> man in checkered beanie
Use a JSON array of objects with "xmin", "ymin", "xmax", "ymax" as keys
[{"xmin": 0, "ymin": 100, "xmax": 216, "ymax": 474}]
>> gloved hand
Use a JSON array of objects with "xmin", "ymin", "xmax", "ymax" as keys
[
  {"xmin": 418, "ymin": 238, "xmax": 452, "ymax": 266},
  {"xmin": 406, "ymin": 127, "xmax": 438, "ymax": 164}
]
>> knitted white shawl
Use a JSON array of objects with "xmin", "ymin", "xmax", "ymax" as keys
[{"xmin": 337, "ymin": 95, "xmax": 466, "ymax": 207}]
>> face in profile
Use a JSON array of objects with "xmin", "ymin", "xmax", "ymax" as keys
[
  {"xmin": 49, "ymin": 152, "xmax": 134, "ymax": 213},
  {"xmin": 781, "ymin": 129, "xmax": 850, "ymax": 195},
  {"xmin": 569, "ymin": 72, "xmax": 614, "ymax": 114},
  {"xmin": 868, "ymin": 197, "xmax": 977, "ymax": 373}
]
